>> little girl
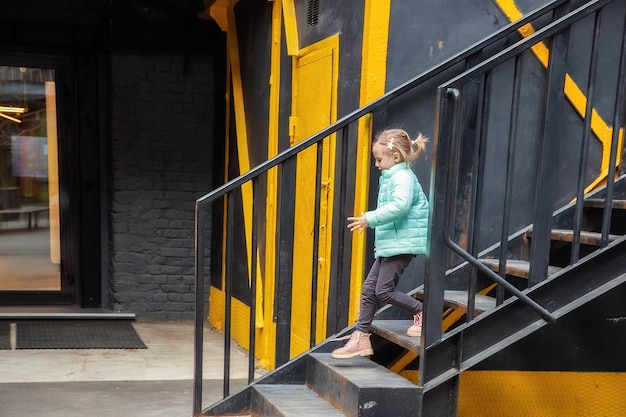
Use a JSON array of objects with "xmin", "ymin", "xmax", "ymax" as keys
[{"xmin": 332, "ymin": 128, "xmax": 429, "ymax": 359}]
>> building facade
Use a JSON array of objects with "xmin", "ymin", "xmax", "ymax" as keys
[{"xmin": 0, "ymin": 0, "xmax": 225, "ymax": 320}]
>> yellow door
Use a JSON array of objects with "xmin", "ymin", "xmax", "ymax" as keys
[{"xmin": 289, "ymin": 35, "xmax": 338, "ymax": 357}]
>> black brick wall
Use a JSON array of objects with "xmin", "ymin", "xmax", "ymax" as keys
[{"xmin": 110, "ymin": 52, "xmax": 214, "ymax": 320}]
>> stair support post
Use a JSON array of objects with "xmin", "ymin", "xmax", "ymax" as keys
[
  {"xmin": 419, "ymin": 87, "xmax": 461, "ymax": 416},
  {"xmin": 276, "ymin": 157, "xmax": 296, "ymax": 366},
  {"xmin": 528, "ymin": 8, "xmax": 570, "ymax": 287}
]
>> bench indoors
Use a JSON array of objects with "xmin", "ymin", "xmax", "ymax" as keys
[{"xmin": 0, "ymin": 207, "xmax": 49, "ymax": 229}]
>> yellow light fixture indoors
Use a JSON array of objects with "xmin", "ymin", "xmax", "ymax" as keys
[{"xmin": 0, "ymin": 105, "xmax": 26, "ymax": 123}]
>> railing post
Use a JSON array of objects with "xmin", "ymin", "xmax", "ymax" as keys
[
  {"xmin": 528, "ymin": 18, "xmax": 570, "ymax": 286},
  {"xmin": 249, "ymin": 179, "xmax": 259, "ymax": 382},
  {"xmin": 602, "ymin": 10, "xmax": 626, "ymax": 245},
  {"xmin": 420, "ymin": 87, "xmax": 459, "ymax": 383},
  {"xmin": 571, "ymin": 11, "xmax": 602, "ymax": 263},
  {"xmin": 276, "ymin": 159, "xmax": 295, "ymax": 366},
  {"xmin": 309, "ymin": 140, "xmax": 324, "ymax": 348},
  {"xmin": 419, "ymin": 87, "xmax": 461, "ymax": 415},
  {"xmin": 330, "ymin": 125, "xmax": 352, "ymax": 335},
  {"xmin": 457, "ymin": 73, "xmax": 483, "ymax": 318},
  {"xmin": 193, "ymin": 202, "xmax": 205, "ymax": 416},
  {"xmin": 223, "ymin": 193, "xmax": 234, "ymax": 397}
]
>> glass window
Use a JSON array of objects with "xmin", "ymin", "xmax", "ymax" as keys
[{"xmin": 0, "ymin": 65, "xmax": 60, "ymax": 292}]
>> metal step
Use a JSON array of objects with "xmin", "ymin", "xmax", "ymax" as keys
[
  {"xmin": 306, "ymin": 353, "xmax": 422, "ymax": 417},
  {"xmin": 584, "ymin": 198, "xmax": 626, "ymax": 209},
  {"xmin": 442, "ymin": 290, "xmax": 497, "ymax": 315},
  {"xmin": 525, "ymin": 228, "xmax": 621, "ymax": 246},
  {"xmin": 252, "ymin": 384, "xmax": 346, "ymax": 417},
  {"xmin": 414, "ymin": 288, "xmax": 497, "ymax": 315},
  {"xmin": 548, "ymin": 229, "xmax": 621, "ymax": 245},
  {"xmin": 480, "ymin": 259, "xmax": 562, "ymax": 279},
  {"xmin": 371, "ymin": 319, "xmax": 420, "ymax": 353},
  {"xmin": 241, "ymin": 353, "xmax": 423, "ymax": 417}
]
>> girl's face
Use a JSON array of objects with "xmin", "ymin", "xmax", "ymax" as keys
[{"xmin": 372, "ymin": 142, "xmax": 398, "ymax": 171}]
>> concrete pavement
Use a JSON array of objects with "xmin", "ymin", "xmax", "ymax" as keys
[{"xmin": 0, "ymin": 320, "xmax": 260, "ymax": 417}]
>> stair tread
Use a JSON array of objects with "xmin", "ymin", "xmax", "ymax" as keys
[
  {"xmin": 525, "ymin": 228, "xmax": 621, "ymax": 245},
  {"xmin": 444, "ymin": 290, "xmax": 497, "ymax": 313},
  {"xmin": 550, "ymin": 229, "xmax": 621, "ymax": 245},
  {"xmin": 307, "ymin": 353, "xmax": 421, "ymax": 416},
  {"xmin": 370, "ymin": 319, "xmax": 420, "ymax": 353},
  {"xmin": 480, "ymin": 259, "xmax": 562, "ymax": 279},
  {"xmin": 309, "ymin": 352, "xmax": 418, "ymax": 388},
  {"xmin": 584, "ymin": 198, "xmax": 626, "ymax": 209},
  {"xmin": 253, "ymin": 384, "xmax": 346, "ymax": 416},
  {"xmin": 414, "ymin": 289, "xmax": 496, "ymax": 314}
]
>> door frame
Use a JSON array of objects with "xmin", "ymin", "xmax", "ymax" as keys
[
  {"xmin": 288, "ymin": 34, "xmax": 339, "ymax": 354},
  {"xmin": 0, "ymin": 52, "xmax": 104, "ymax": 307}
]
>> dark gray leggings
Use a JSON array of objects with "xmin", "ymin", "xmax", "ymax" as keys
[{"xmin": 355, "ymin": 254, "xmax": 423, "ymax": 333}]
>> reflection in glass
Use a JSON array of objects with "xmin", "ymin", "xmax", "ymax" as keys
[{"xmin": 0, "ymin": 66, "xmax": 60, "ymax": 292}]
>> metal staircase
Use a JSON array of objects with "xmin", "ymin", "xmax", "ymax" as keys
[
  {"xmin": 202, "ymin": 184, "xmax": 626, "ymax": 416},
  {"xmin": 194, "ymin": 0, "xmax": 626, "ymax": 415}
]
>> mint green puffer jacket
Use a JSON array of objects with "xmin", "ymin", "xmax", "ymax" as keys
[{"xmin": 364, "ymin": 163, "xmax": 429, "ymax": 258}]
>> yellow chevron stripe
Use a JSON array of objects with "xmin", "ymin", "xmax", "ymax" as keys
[
  {"xmin": 495, "ymin": 0, "xmax": 623, "ymax": 191},
  {"xmin": 208, "ymin": 1, "xmax": 270, "ymax": 367},
  {"xmin": 281, "ymin": 0, "xmax": 299, "ymax": 55}
]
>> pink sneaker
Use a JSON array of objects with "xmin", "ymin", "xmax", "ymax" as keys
[
  {"xmin": 407, "ymin": 311, "xmax": 422, "ymax": 337},
  {"xmin": 331, "ymin": 331, "xmax": 374, "ymax": 359}
]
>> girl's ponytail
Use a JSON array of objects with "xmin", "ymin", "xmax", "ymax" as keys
[{"xmin": 411, "ymin": 133, "xmax": 428, "ymax": 160}]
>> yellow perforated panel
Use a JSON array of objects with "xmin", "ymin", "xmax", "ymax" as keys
[{"xmin": 459, "ymin": 371, "xmax": 626, "ymax": 417}]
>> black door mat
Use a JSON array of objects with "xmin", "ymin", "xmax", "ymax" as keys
[
  {"xmin": 16, "ymin": 320, "xmax": 147, "ymax": 349},
  {"xmin": 0, "ymin": 322, "xmax": 10, "ymax": 349}
]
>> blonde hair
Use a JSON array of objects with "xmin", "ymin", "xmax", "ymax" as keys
[{"xmin": 374, "ymin": 128, "xmax": 428, "ymax": 163}]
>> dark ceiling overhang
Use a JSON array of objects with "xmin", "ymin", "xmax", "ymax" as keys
[{"xmin": 0, "ymin": 0, "xmax": 222, "ymax": 53}]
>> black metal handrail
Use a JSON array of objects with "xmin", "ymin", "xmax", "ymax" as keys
[
  {"xmin": 442, "ymin": 87, "xmax": 556, "ymax": 323},
  {"xmin": 428, "ymin": 0, "xmax": 623, "ymax": 348},
  {"xmin": 192, "ymin": 0, "xmax": 598, "ymax": 414}
]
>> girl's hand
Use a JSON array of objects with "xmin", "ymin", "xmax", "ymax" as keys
[{"xmin": 347, "ymin": 213, "xmax": 368, "ymax": 234}]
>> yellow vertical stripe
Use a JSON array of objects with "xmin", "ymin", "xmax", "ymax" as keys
[{"xmin": 351, "ymin": 0, "xmax": 391, "ymax": 320}]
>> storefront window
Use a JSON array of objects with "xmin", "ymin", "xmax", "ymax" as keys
[{"xmin": 0, "ymin": 65, "xmax": 60, "ymax": 292}]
